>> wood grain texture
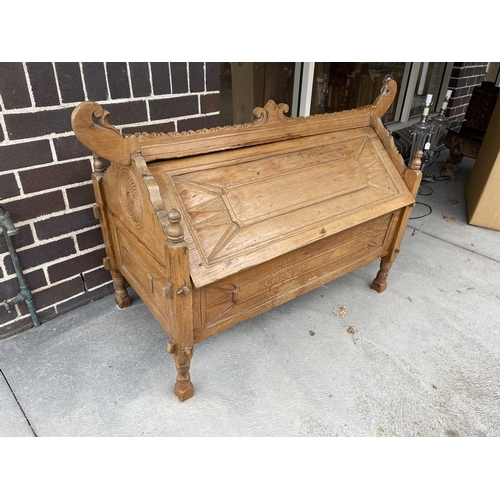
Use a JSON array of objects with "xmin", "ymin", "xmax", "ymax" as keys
[
  {"xmin": 71, "ymin": 78, "xmax": 421, "ymax": 401},
  {"xmin": 149, "ymin": 126, "xmax": 414, "ymax": 287}
]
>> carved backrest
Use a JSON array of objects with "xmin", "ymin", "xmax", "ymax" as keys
[{"xmin": 71, "ymin": 80, "xmax": 404, "ymax": 170}]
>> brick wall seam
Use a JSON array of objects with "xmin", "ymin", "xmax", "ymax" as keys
[
  {"xmin": 6, "ymin": 176, "xmax": 93, "ymax": 202},
  {"xmin": 79, "ymin": 62, "xmax": 89, "ymax": 102},
  {"xmin": 103, "ymin": 63, "xmax": 112, "ymax": 101},
  {"xmin": 0, "ymin": 86, "xmax": 9, "ymax": 140},
  {"xmin": 1, "ymin": 90, "xmax": 218, "ymax": 117},
  {"xmin": 145, "ymin": 63, "xmax": 153, "ymax": 121},
  {"xmin": 1, "ymin": 154, "xmax": 87, "ymax": 175},
  {"xmin": 48, "ymin": 137, "xmax": 59, "ymax": 165},
  {"xmin": 186, "ymin": 62, "xmax": 191, "ymax": 93},
  {"xmin": 1, "ymin": 91, "xmax": 220, "ymax": 148},
  {"xmin": 61, "ymin": 186, "xmax": 71, "ymax": 211},
  {"xmin": 75, "ymin": 233, "xmax": 103, "ymax": 254},
  {"xmin": 5, "ymin": 265, "xmax": 114, "ymax": 321},
  {"xmin": 125, "ymin": 62, "xmax": 134, "ymax": 98},
  {"xmin": 46, "ymin": 260, "xmax": 107, "ymax": 287},
  {"xmin": 12, "ymin": 170, "xmax": 24, "ymax": 197},
  {"xmin": 21, "ymin": 63, "xmax": 35, "ymax": 108},
  {"xmin": 122, "ymin": 110, "xmax": 220, "ymax": 133},
  {"xmin": 2, "ymin": 190, "xmax": 92, "ymax": 225},
  {"xmin": 0, "ymin": 222, "xmax": 102, "ymax": 258},
  {"xmin": 1, "ymin": 312, "xmax": 31, "ymax": 330},
  {"xmin": 147, "ymin": 63, "xmax": 154, "ymax": 97},
  {"xmin": 2, "ymin": 102, "xmax": 79, "ymax": 116},
  {"xmin": 168, "ymin": 63, "xmax": 173, "ymax": 94},
  {"xmin": 0, "ymin": 110, "xmax": 7, "ymax": 141},
  {"xmin": 51, "ymin": 62, "xmax": 64, "ymax": 106},
  {"xmin": 1, "ymin": 239, "xmax": 105, "ymax": 284}
]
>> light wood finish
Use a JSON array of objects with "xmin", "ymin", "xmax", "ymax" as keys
[{"xmin": 72, "ymin": 79, "xmax": 421, "ymax": 401}]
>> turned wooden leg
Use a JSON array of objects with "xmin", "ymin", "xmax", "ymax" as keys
[
  {"xmin": 371, "ymin": 258, "xmax": 393, "ymax": 293},
  {"xmin": 167, "ymin": 341, "xmax": 194, "ymax": 402},
  {"xmin": 110, "ymin": 268, "xmax": 131, "ymax": 309}
]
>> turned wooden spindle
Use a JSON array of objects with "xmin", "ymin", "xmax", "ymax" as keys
[
  {"xmin": 166, "ymin": 209, "xmax": 184, "ymax": 244},
  {"xmin": 93, "ymin": 153, "xmax": 106, "ymax": 174},
  {"xmin": 371, "ymin": 259, "xmax": 393, "ymax": 293},
  {"xmin": 410, "ymin": 150, "xmax": 423, "ymax": 171}
]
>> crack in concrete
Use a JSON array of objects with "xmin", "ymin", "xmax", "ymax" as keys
[
  {"xmin": 407, "ymin": 225, "xmax": 500, "ymax": 265},
  {"xmin": 0, "ymin": 367, "xmax": 37, "ymax": 437}
]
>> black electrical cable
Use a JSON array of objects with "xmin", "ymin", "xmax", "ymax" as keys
[
  {"xmin": 410, "ymin": 201, "xmax": 433, "ymax": 220},
  {"xmin": 410, "ymin": 182, "xmax": 434, "ymax": 219},
  {"xmin": 418, "ymin": 184, "xmax": 433, "ymax": 196}
]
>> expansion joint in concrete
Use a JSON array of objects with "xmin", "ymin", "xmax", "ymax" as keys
[{"xmin": 0, "ymin": 367, "xmax": 37, "ymax": 437}]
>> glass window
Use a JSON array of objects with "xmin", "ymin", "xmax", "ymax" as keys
[
  {"xmin": 220, "ymin": 62, "xmax": 452, "ymax": 127},
  {"xmin": 309, "ymin": 62, "xmax": 408, "ymax": 124},
  {"xmin": 219, "ymin": 62, "xmax": 296, "ymax": 126},
  {"xmin": 408, "ymin": 62, "xmax": 447, "ymax": 118}
]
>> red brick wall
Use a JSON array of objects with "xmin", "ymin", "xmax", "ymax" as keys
[
  {"xmin": 0, "ymin": 62, "xmax": 221, "ymax": 338},
  {"xmin": 446, "ymin": 62, "xmax": 488, "ymax": 130}
]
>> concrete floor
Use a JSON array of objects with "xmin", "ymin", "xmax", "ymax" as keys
[{"xmin": 1, "ymin": 154, "xmax": 499, "ymax": 437}]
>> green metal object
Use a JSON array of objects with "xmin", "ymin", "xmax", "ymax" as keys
[{"xmin": 1, "ymin": 204, "xmax": 40, "ymax": 328}]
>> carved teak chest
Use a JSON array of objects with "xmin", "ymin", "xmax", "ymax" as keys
[{"xmin": 72, "ymin": 80, "xmax": 422, "ymax": 401}]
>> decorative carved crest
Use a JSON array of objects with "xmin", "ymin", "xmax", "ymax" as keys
[
  {"xmin": 371, "ymin": 78, "xmax": 397, "ymax": 118},
  {"xmin": 71, "ymin": 101, "xmax": 137, "ymax": 165},
  {"xmin": 252, "ymin": 100, "xmax": 291, "ymax": 126}
]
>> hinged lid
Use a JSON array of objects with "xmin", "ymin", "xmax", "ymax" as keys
[
  {"xmin": 149, "ymin": 125, "xmax": 414, "ymax": 288},
  {"xmin": 71, "ymin": 79, "xmax": 416, "ymax": 288}
]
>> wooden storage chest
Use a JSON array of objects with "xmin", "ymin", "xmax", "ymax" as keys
[{"xmin": 71, "ymin": 79, "xmax": 422, "ymax": 401}]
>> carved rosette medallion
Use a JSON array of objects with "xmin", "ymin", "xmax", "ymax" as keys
[{"xmin": 119, "ymin": 169, "xmax": 144, "ymax": 228}]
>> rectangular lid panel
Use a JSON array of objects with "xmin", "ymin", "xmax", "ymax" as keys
[{"xmin": 149, "ymin": 127, "xmax": 414, "ymax": 287}]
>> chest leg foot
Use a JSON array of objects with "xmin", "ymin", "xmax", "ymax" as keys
[
  {"xmin": 371, "ymin": 258, "xmax": 393, "ymax": 293},
  {"xmin": 111, "ymin": 268, "xmax": 131, "ymax": 309},
  {"xmin": 167, "ymin": 342, "xmax": 195, "ymax": 402}
]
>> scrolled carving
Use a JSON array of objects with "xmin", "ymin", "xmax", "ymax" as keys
[
  {"xmin": 371, "ymin": 79, "xmax": 397, "ymax": 118},
  {"xmin": 71, "ymin": 101, "xmax": 136, "ymax": 164},
  {"xmin": 91, "ymin": 104, "xmax": 118, "ymax": 133},
  {"xmin": 253, "ymin": 100, "xmax": 290, "ymax": 126}
]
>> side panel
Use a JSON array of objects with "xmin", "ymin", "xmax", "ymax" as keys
[
  {"xmin": 99, "ymin": 158, "xmax": 177, "ymax": 336},
  {"xmin": 102, "ymin": 159, "xmax": 169, "ymax": 266},
  {"xmin": 112, "ymin": 220, "xmax": 171, "ymax": 333}
]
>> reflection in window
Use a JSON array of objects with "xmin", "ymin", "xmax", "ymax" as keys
[
  {"xmin": 219, "ymin": 62, "xmax": 296, "ymax": 126},
  {"xmin": 310, "ymin": 62, "xmax": 407, "ymax": 124},
  {"xmin": 409, "ymin": 62, "xmax": 446, "ymax": 118}
]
